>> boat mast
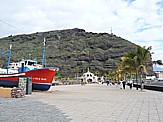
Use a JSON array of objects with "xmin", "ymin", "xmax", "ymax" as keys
[
  {"xmin": 7, "ymin": 44, "xmax": 12, "ymax": 74},
  {"xmin": 42, "ymin": 37, "xmax": 46, "ymax": 68}
]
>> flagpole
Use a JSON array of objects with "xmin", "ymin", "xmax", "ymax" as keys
[{"xmin": 42, "ymin": 37, "xmax": 46, "ymax": 68}]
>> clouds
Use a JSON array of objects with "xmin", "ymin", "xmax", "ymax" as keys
[{"xmin": 0, "ymin": 0, "xmax": 163, "ymax": 60}]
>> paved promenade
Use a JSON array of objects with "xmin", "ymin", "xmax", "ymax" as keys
[
  {"xmin": 0, "ymin": 84, "xmax": 163, "ymax": 122},
  {"xmin": 30, "ymin": 84, "xmax": 163, "ymax": 122}
]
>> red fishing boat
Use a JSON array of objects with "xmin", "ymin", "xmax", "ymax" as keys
[
  {"xmin": 0, "ymin": 60, "xmax": 58, "ymax": 91},
  {"xmin": 0, "ymin": 38, "xmax": 58, "ymax": 91}
]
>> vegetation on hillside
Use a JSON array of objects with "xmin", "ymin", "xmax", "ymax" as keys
[{"xmin": 0, "ymin": 28, "xmax": 141, "ymax": 78}]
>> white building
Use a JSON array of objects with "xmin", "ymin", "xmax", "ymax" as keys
[
  {"xmin": 81, "ymin": 69, "xmax": 98, "ymax": 83},
  {"xmin": 153, "ymin": 64, "xmax": 163, "ymax": 81}
]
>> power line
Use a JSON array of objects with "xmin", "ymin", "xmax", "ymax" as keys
[{"xmin": 0, "ymin": 19, "xmax": 25, "ymax": 33}]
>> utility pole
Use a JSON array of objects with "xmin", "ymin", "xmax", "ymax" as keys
[{"xmin": 111, "ymin": 27, "xmax": 113, "ymax": 35}]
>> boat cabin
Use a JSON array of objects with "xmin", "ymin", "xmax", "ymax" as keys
[{"xmin": 18, "ymin": 60, "xmax": 42, "ymax": 72}]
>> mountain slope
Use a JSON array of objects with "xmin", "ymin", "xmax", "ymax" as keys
[{"xmin": 0, "ymin": 28, "xmax": 136, "ymax": 77}]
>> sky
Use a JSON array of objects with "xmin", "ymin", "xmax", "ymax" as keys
[{"xmin": 0, "ymin": 0, "xmax": 163, "ymax": 61}]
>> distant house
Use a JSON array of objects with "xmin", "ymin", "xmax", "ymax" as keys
[{"xmin": 153, "ymin": 64, "xmax": 163, "ymax": 80}]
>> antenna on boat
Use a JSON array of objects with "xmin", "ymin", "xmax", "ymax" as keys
[
  {"xmin": 7, "ymin": 44, "xmax": 12, "ymax": 74},
  {"xmin": 42, "ymin": 37, "xmax": 46, "ymax": 68}
]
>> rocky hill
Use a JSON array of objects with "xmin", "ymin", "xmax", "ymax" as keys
[{"xmin": 0, "ymin": 28, "xmax": 136, "ymax": 77}]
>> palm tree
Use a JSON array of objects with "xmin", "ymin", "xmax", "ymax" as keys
[
  {"xmin": 121, "ymin": 45, "xmax": 152, "ymax": 90},
  {"xmin": 121, "ymin": 50, "xmax": 137, "ymax": 86},
  {"xmin": 135, "ymin": 46, "xmax": 152, "ymax": 90}
]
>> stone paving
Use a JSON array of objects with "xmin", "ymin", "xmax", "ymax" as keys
[
  {"xmin": 30, "ymin": 84, "xmax": 163, "ymax": 122},
  {"xmin": 0, "ymin": 95, "xmax": 71, "ymax": 122}
]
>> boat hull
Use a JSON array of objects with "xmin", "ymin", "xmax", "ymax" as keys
[{"xmin": 0, "ymin": 68, "xmax": 57, "ymax": 91}]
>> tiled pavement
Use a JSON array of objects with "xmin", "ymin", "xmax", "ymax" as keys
[{"xmin": 31, "ymin": 84, "xmax": 163, "ymax": 122}]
